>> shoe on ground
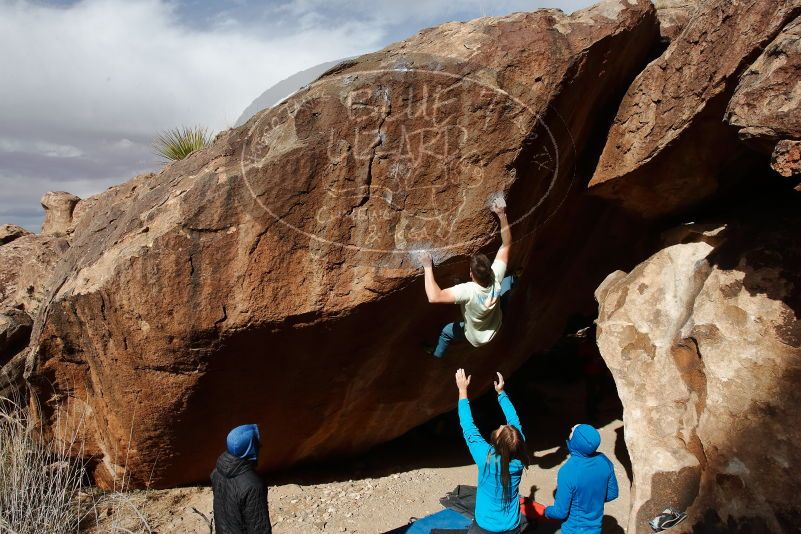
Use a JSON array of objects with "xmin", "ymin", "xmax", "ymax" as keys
[{"xmin": 648, "ymin": 508, "xmax": 687, "ymax": 532}]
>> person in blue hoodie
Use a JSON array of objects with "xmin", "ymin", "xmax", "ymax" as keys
[
  {"xmin": 542, "ymin": 424, "xmax": 618, "ymax": 533},
  {"xmin": 456, "ymin": 368, "xmax": 530, "ymax": 533},
  {"xmin": 211, "ymin": 424, "xmax": 272, "ymax": 533}
]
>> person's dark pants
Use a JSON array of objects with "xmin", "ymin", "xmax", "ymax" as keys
[
  {"xmin": 432, "ymin": 274, "xmax": 516, "ymax": 358},
  {"xmin": 521, "ymin": 499, "xmax": 562, "ymax": 533}
]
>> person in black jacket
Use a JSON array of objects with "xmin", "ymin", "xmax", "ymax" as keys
[{"xmin": 211, "ymin": 424, "xmax": 272, "ymax": 533}]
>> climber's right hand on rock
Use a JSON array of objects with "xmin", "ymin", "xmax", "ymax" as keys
[
  {"xmin": 490, "ymin": 196, "xmax": 507, "ymax": 214},
  {"xmin": 419, "ymin": 251, "xmax": 433, "ymax": 269}
]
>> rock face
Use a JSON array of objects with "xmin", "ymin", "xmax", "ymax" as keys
[
  {"xmin": 25, "ymin": 0, "xmax": 660, "ymax": 488},
  {"xmin": 0, "ymin": 308, "xmax": 33, "ymax": 364},
  {"xmin": 41, "ymin": 191, "xmax": 81, "ymax": 236},
  {"xmin": 726, "ymin": 14, "xmax": 801, "ymax": 184},
  {"xmin": 588, "ymin": 0, "xmax": 801, "ymax": 217},
  {"xmin": 8, "ymin": 3, "xmax": 801, "ymax": 532},
  {"xmin": 0, "ymin": 234, "xmax": 69, "ymax": 395},
  {"xmin": 653, "ymin": 0, "xmax": 701, "ymax": 41},
  {"xmin": 772, "ymin": 139, "xmax": 801, "ymax": 177},
  {"xmin": 595, "ymin": 213, "xmax": 801, "ymax": 533},
  {"xmin": 0, "ymin": 224, "xmax": 31, "ymax": 246},
  {"xmin": 0, "ymin": 235, "xmax": 69, "ymax": 318},
  {"xmin": 726, "ymin": 16, "xmax": 801, "ymax": 147},
  {"xmin": 586, "ymin": 3, "xmax": 801, "ymax": 529}
]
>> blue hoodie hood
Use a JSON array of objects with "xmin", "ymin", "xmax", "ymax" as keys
[
  {"xmin": 545, "ymin": 423, "xmax": 619, "ymax": 529},
  {"xmin": 226, "ymin": 424, "xmax": 261, "ymax": 461},
  {"xmin": 567, "ymin": 424, "xmax": 601, "ymax": 457}
]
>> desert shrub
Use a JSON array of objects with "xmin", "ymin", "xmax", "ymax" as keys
[
  {"xmin": 0, "ymin": 398, "xmax": 85, "ymax": 533},
  {"xmin": 0, "ymin": 397, "xmax": 152, "ymax": 533},
  {"xmin": 154, "ymin": 126, "xmax": 212, "ymax": 162}
]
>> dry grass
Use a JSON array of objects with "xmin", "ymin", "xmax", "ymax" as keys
[
  {"xmin": 86, "ymin": 491, "xmax": 153, "ymax": 534},
  {"xmin": 0, "ymin": 396, "xmax": 85, "ymax": 533},
  {"xmin": 0, "ymin": 396, "xmax": 153, "ymax": 533}
]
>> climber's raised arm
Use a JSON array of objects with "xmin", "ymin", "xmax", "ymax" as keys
[
  {"xmin": 491, "ymin": 201, "xmax": 511, "ymax": 266},
  {"xmin": 494, "ymin": 372, "xmax": 525, "ymax": 440},
  {"xmin": 420, "ymin": 252, "xmax": 457, "ymax": 304},
  {"xmin": 456, "ymin": 368, "xmax": 490, "ymax": 465}
]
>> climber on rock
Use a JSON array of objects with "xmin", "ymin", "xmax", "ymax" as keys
[
  {"xmin": 420, "ymin": 198, "xmax": 515, "ymax": 358},
  {"xmin": 211, "ymin": 424, "xmax": 272, "ymax": 533}
]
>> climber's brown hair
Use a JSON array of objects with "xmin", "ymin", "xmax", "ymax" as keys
[
  {"xmin": 490, "ymin": 424, "xmax": 530, "ymax": 505},
  {"xmin": 470, "ymin": 253, "xmax": 494, "ymax": 287}
]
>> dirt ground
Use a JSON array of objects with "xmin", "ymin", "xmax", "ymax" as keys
[
  {"xmin": 93, "ymin": 367, "xmax": 631, "ymax": 533},
  {"xmin": 96, "ymin": 419, "xmax": 628, "ymax": 534}
]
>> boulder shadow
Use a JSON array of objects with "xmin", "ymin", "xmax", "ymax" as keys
[
  {"xmin": 602, "ymin": 514, "xmax": 625, "ymax": 533},
  {"xmin": 614, "ymin": 425, "xmax": 633, "ymax": 484},
  {"xmin": 532, "ymin": 447, "xmax": 568, "ymax": 470}
]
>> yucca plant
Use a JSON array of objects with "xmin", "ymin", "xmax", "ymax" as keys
[{"xmin": 154, "ymin": 126, "xmax": 212, "ymax": 162}]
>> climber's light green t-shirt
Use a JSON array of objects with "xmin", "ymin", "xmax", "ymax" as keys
[{"xmin": 450, "ymin": 259, "xmax": 506, "ymax": 347}]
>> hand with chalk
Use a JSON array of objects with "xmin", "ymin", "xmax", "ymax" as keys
[
  {"xmin": 490, "ymin": 193, "xmax": 507, "ymax": 214},
  {"xmin": 418, "ymin": 250, "xmax": 433, "ymax": 269}
]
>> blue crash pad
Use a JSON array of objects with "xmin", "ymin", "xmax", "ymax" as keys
[{"xmin": 384, "ymin": 508, "xmax": 472, "ymax": 533}]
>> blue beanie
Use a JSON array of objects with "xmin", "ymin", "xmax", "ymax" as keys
[
  {"xmin": 226, "ymin": 424, "xmax": 261, "ymax": 461},
  {"xmin": 567, "ymin": 424, "xmax": 601, "ymax": 457}
]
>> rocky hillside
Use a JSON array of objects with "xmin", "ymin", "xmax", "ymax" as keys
[{"xmin": 1, "ymin": 0, "xmax": 799, "ymax": 531}]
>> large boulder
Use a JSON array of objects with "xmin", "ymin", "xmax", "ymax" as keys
[
  {"xmin": 0, "ymin": 234, "xmax": 69, "ymax": 317},
  {"xmin": 726, "ymin": 16, "xmax": 801, "ymax": 147},
  {"xmin": 41, "ymin": 191, "xmax": 81, "ymax": 236},
  {"xmin": 652, "ymin": 0, "xmax": 701, "ymax": 41},
  {"xmin": 67, "ymin": 173, "xmax": 156, "ymax": 234},
  {"xmin": 595, "ymin": 211, "xmax": 801, "ymax": 533},
  {"xmin": 726, "ymin": 15, "xmax": 801, "ymax": 184},
  {"xmin": 0, "ymin": 306, "xmax": 33, "ymax": 398},
  {"xmin": 0, "ymin": 307, "xmax": 33, "ymax": 364},
  {"xmin": 772, "ymin": 139, "xmax": 801, "ymax": 178},
  {"xmin": 588, "ymin": 0, "xmax": 801, "ymax": 217},
  {"xmin": 26, "ymin": 0, "xmax": 660, "ymax": 489},
  {"xmin": 0, "ymin": 224, "xmax": 31, "ymax": 246},
  {"xmin": 0, "ymin": 234, "xmax": 69, "ymax": 395}
]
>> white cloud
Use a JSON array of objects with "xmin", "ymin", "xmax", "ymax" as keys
[
  {"xmin": 272, "ymin": 0, "xmax": 592, "ymax": 28},
  {"xmin": 0, "ymin": 0, "xmax": 384, "ymax": 135},
  {"xmin": 0, "ymin": 0, "xmax": 596, "ymax": 230},
  {"xmin": 0, "ymin": 0, "xmax": 387, "ymax": 230},
  {"xmin": 0, "ymin": 138, "xmax": 84, "ymax": 158}
]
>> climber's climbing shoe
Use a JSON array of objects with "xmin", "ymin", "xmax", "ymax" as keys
[{"xmin": 422, "ymin": 343, "xmax": 440, "ymax": 358}]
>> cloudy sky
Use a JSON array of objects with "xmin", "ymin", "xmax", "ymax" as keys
[{"xmin": 0, "ymin": 0, "xmax": 593, "ymax": 231}]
